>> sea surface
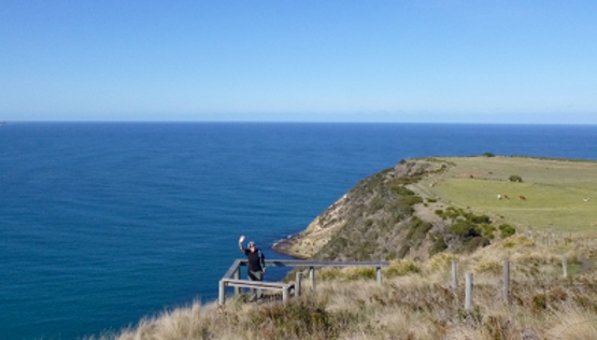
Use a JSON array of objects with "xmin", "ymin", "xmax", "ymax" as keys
[{"xmin": 1, "ymin": 122, "xmax": 597, "ymax": 339}]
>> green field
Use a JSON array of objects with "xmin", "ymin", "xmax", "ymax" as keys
[{"xmin": 426, "ymin": 156, "xmax": 597, "ymax": 232}]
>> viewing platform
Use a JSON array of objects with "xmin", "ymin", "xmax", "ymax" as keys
[{"xmin": 219, "ymin": 259, "xmax": 389, "ymax": 305}]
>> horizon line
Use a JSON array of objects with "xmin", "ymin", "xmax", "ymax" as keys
[{"xmin": 3, "ymin": 120, "xmax": 597, "ymax": 126}]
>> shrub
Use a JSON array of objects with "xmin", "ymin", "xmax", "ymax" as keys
[
  {"xmin": 346, "ymin": 267, "xmax": 376, "ymax": 280},
  {"xmin": 475, "ymin": 260, "xmax": 501, "ymax": 274},
  {"xmin": 467, "ymin": 213, "xmax": 492, "ymax": 224},
  {"xmin": 251, "ymin": 298, "xmax": 336, "ymax": 338},
  {"xmin": 443, "ymin": 207, "xmax": 462, "ymax": 220},
  {"xmin": 391, "ymin": 185, "xmax": 416, "ymax": 196},
  {"xmin": 479, "ymin": 224, "xmax": 496, "ymax": 239},
  {"xmin": 499, "ymin": 224, "xmax": 516, "ymax": 238},
  {"xmin": 461, "ymin": 236, "xmax": 490, "ymax": 252},
  {"xmin": 429, "ymin": 235, "xmax": 448, "ymax": 255},
  {"xmin": 384, "ymin": 260, "xmax": 421, "ymax": 277},
  {"xmin": 318, "ymin": 267, "xmax": 375, "ymax": 281},
  {"xmin": 509, "ymin": 175, "xmax": 523, "ymax": 183},
  {"xmin": 482, "ymin": 152, "xmax": 496, "ymax": 157},
  {"xmin": 449, "ymin": 220, "xmax": 480, "ymax": 237},
  {"xmin": 406, "ymin": 217, "xmax": 433, "ymax": 245}
]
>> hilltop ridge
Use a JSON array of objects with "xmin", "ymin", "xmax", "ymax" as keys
[{"xmin": 274, "ymin": 156, "xmax": 597, "ymax": 261}]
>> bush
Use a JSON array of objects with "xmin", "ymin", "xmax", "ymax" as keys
[
  {"xmin": 509, "ymin": 175, "xmax": 523, "ymax": 183},
  {"xmin": 449, "ymin": 220, "xmax": 480, "ymax": 237},
  {"xmin": 499, "ymin": 224, "xmax": 516, "ymax": 238},
  {"xmin": 429, "ymin": 235, "xmax": 448, "ymax": 255},
  {"xmin": 251, "ymin": 298, "xmax": 336, "ymax": 338},
  {"xmin": 479, "ymin": 224, "xmax": 496, "ymax": 239},
  {"xmin": 318, "ymin": 267, "xmax": 376, "ymax": 281},
  {"xmin": 384, "ymin": 260, "xmax": 421, "ymax": 277},
  {"xmin": 467, "ymin": 213, "xmax": 492, "ymax": 224},
  {"xmin": 482, "ymin": 152, "xmax": 496, "ymax": 157},
  {"xmin": 406, "ymin": 217, "xmax": 433, "ymax": 245}
]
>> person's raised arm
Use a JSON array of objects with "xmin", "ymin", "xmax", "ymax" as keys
[{"xmin": 238, "ymin": 235, "xmax": 246, "ymax": 252}]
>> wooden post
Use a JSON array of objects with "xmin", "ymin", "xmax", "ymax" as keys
[
  {"xmin": 295, "ymin": 272, "xmax": 302, "ymax": 297},
  {"xmin": 502, "ymin": 259, "xmax": 510, "ymax": 303},
  {"xmin": 309, "ymin": 267, "xmax": 315, "ymax": 291},
  {"xmin": 233, "ymin": 267, "xmax": 240, "ymax": 295},
  {"xmin": 562, "ymin": 257, "xmax": 568, "ymax": 278},
  {"xmin": 450, "ymin": 259, "xmax": 458, "ymax": 291},
  {"xmin": 465, "ymin": 272, "xmax": 473, "ymax": 311},
  {"xmin": 218, "ymin": 280, "xmax": 226, "ymax": 305},
  {"xmin": 282, "ymin": 286, "xmax": 289, "ymax": 304},
  {"xmin": 376, "ymin": 266, "xmax": 382, "ymax": 285}
]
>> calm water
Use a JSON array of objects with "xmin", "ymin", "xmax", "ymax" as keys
[{"xmin": 1, "ymin": 122, "xmax": 597, "ymax": 339}]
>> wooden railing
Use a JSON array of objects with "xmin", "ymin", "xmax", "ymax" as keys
[{"xmin": 218, "ymin": 259, "xmax": 389, "ymax": 305}]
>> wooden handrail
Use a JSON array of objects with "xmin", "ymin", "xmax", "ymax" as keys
[{"xmin": 218, "ymin": 259, "xmax": 389, "ymax": 305}]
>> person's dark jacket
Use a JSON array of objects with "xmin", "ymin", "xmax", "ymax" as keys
[{"xmin": 244, "ymin": 248, "xmax": 265, "ymax": 272}]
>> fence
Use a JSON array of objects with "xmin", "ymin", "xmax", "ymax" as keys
[
  {"xmin": 219, "ymin": 254, "xmax": 592, "ymax": 309},
  {"xmin": 218, "ymin": 259, "xmax": 388, "ymax": 305},
  {"xmin": 450, "ymin": 256, "xmax": 593, "ymax": 311}
]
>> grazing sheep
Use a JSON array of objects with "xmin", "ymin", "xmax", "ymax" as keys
[
  {"xmin": 497, "ymin": 194, "xmax": 503, "ymax": 200},
  {"xmin": 583, "ymin": 197, "xmax": 591, "ymax": 202}
]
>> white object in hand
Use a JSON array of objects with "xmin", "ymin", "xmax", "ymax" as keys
[{"xmin": 239, "ymin": 235, "xmax": 245, "ymax": 243}]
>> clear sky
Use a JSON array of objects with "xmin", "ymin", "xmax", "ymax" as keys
[{"xmin": 1, "ymin": 1, "xmax": 596, "ymax": 123}]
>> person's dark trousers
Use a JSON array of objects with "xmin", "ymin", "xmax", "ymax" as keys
[{"xmin": 248, "ymin": 270, "xmax": 263, "ymax": 299}]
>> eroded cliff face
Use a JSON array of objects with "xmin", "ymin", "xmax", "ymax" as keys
[{"xmin": 273, "ymin": 159, "xmax": 456, "ymax": 260}]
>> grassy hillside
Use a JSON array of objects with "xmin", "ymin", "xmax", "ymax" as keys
[
  {"xmin": 418, "ymin": 156, "xmax": 597, "ymax": 232},
  {"xmin": 114, "ymin": 234, "xmax": 596, "ymax": 340}
]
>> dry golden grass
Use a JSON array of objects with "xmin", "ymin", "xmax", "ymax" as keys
[{"xmin": 112, "ymin": 234, "xmax": 596, "ymax": 340}]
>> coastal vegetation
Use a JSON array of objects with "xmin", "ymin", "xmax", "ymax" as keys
[
  {"xmin": 112, "ymin": 156, "xmax": 597, "ymax": 339},
  {"xmin": 114, "ymin": 234, "xmax": 596, "ymax": 340}
]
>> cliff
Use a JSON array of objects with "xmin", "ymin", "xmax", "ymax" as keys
[{"xmin": 273, "ymin": 158, "xmax": 482, "ymax": 261}]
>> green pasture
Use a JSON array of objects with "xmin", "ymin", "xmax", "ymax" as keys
[{"xmin": 430, "ymin": 157, "xmax": 597, "ymax": 232}]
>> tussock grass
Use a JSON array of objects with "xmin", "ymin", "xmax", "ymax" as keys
[{"xmin": 111, "ymin": 233, "xmax": 596, "ymax": 340}]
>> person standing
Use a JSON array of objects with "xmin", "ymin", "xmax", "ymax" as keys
[{"xmin": 238, "ymin": 235, "xmax": 265, "ymax": 300}]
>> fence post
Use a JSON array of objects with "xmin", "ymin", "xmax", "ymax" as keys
[
  {"xmin": 502, "ymin": 259, "xmax": 510, "ymax": 303},
  {"xmin": 218, "ymin": 280, "xmax": 226, "ymax": 305},
  {"xmin": 465, "ymin": 272, "xmax": 473, "ymax": 311},
  {"xmin": 233, "ymin": 267, "xmax": 240, "ymax": 295},
  {"xmin": 562, "ymin": 257, "xmax": 568, "ymax": 278},
  {"xmin": 282, "ymin": 286, "xmax": 289, "ymax": 305},
  {"xmin": 309, "ymin": 267, "xmax": 315, "ymax": 291},
  {"xmin": 451, "ymin": 259, "xmax": 458, "ymax": 291},
  {"xmin": 376, "ymin": 266, "xmax": 382, "ymax": 285},
  {"xmin": 295, "ymin": 272, "xmax": 302, "ymax": 297}
]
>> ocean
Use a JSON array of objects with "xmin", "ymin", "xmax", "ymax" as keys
[{"xmin": 1, "ymin": 122, "xmax": 597, "ymax": 339}]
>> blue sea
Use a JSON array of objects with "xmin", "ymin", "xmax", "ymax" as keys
[{"xmin": 1, "ymin": 122, "xmax": 597, "ymax": 339}]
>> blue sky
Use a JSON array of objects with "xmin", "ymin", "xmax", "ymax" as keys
[{"xmin": 1, "ymin": 1, "xmax": 596, "ymax": 123}]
